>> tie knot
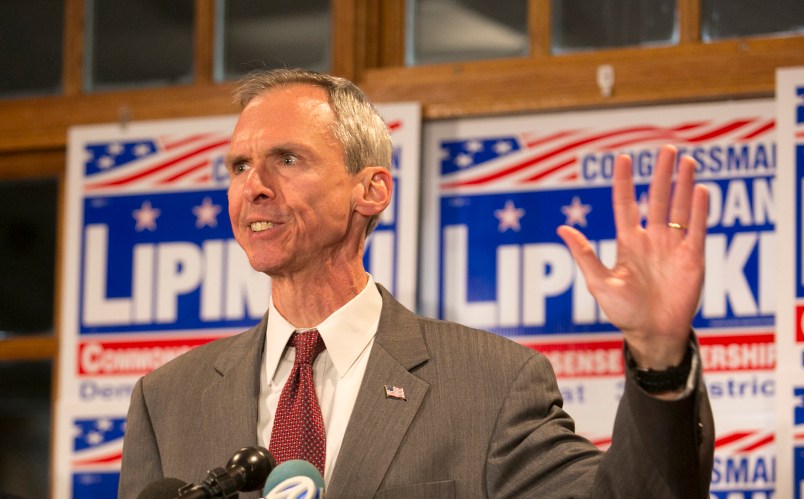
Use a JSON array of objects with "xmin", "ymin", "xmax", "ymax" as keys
[{"xmin": 290, "ymin": 329, "xmax": 325, "ymax": 365}]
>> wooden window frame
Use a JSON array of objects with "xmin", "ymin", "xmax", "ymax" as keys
[
  {"xmin": 346, "ymin": 0, "xmax": 804, "ymax": 118},
  {"xmin": 0, "ymin": 0, "xmax": 801, "ymax": 155}
]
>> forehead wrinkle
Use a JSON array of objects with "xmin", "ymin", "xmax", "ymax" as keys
[{"xmin": 228, "ymin": 86, "xmax": 345, "ymax": 167}]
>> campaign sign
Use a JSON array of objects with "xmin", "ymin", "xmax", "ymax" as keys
[
  {"xmin": 423, "ymin": 117, "xmax": 776, "ymax": 332},
  {"xmin": 704, "ymin": 330, "xmax": 778, "ymax": 498},
  {"xmin": 776, "ymin": 67, "xmax": 804, "ymax": 499},
  {"xmin": 421, "ymin": 99, "xmax": 778, "ymax": 490},
  {"xmin": 795, "ymin": 387, "xmax": 804, "ymax": 499},
  {"xmin": 55, "ymin": 104, "xmax": 421, "ymax": 498},
  {"xmin": 710, "ymin": 426, "xmax": 776, "ymax": 499},
  {"xmin": 71, "ymin": 415, "xmax": 127, "ymax": 497}
]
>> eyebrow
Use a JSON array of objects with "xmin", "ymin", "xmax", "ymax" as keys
[
  {"xmin": 224, "ymin": 153, "xmax": 247, "ymax": 167},
  {"xmin": 225, "ymin": 142, "xmax": 313, "ymax": 166}
]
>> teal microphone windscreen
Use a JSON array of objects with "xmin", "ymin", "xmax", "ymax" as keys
[{"xmin": 262, "ymin": 460, "xmax": 324, "ymax": 498}]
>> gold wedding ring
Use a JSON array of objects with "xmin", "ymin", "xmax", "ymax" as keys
[{"xmin": 667, "ymin": 222, "xmax": 688, "ymax": 230}]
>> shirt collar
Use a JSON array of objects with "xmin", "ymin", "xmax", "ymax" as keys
[{"xmin": 264, "ymin": 275, "xmax": 382, "ymax": 379}]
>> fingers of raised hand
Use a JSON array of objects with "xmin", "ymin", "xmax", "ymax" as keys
[
  {"xmin": 647, "ymin": 145, "xmax": 678, "ymax": 232},
  {"xmin": 666, "ymin": 153, "xmax": 697, "ymax": 241},
  {"xmin": 556, "ymin": 224, "xmax": 608, "ymax": 287},
  {"xmin": 687, "ymin": 184, "xmax": 709, "ymax": 252},
  {"xmin": 611, "ymin": 153, "xmax": 639, "ymax": 235},
  {"xmin": 644, "ymin": 145, "xmax": 708, "ymax": 249}
]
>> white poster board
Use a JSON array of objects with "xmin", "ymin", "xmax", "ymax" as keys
[
  {"xmin": 775, "ymin": 66, "xmax": 804, "ymax": 499},
  {"xmin": 54, "ymin": 103, "xmax": 421, "ymax": 498},
  {"xmin": 421, "ymin": 99, "xmax": 778, "ymax": 495}
]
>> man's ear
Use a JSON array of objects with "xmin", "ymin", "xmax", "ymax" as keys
[{"xmin": 353, "ymin": 167, "xmax": 392, "ymax": 217}]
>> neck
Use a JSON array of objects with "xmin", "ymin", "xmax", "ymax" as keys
[{"xmin": 270, "ymin": 262, "xmax": 368, "ymax": 328}]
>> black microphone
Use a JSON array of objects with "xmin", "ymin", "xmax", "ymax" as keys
[
  {"xmin": 137, "ymin": 477, "xmax": 188, "ymax": 499},
  {"xmin": 180, "ymin": 446, "xmax": 276, "ymax": 498},
  {"xmin": 137, "ymin": 446, "xmax": 275, "ymax": 498}
]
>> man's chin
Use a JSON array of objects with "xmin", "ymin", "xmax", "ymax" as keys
[{"xmin": 246, "ymin": 256, "xmax": 296, "ymax": 278}]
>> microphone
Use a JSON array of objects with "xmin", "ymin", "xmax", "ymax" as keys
[
  {"xmin": 262, "ymin": 460, "xmax": 324, "ymax": 499},
  {"xmin": 137, "ymin": 446, "xmax": 275, "ymax": 498},
  {"xmin": 137, "ymin": 477, "xmax": 188, "ymax": 499}
]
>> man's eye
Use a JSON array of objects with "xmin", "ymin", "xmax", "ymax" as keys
[
  {"xmin": 231, "ymin": 162, "xmax": 250, "ymax": 175},
  {"xmin": 281, "ymin": 154, "xmax": 298, "ymax": 166}
]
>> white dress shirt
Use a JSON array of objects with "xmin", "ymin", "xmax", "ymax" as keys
[{"xmin": 257, "ymin": 275, "xmax": 382, "ymax": 485}]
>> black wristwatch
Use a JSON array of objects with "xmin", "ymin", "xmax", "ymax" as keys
[{"xmin": 629, "ymin": 344, "xmax": 693, "ymax": 393}]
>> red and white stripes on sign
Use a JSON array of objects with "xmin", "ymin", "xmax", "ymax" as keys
[
  {"xmin": 440, "ymin": 117, "xmax": 774, "ymax": 192},
  {"xmin": 715, "ymin": 430, "xmax": 775, "ymax": 453},
  {"xmin": 84, "ymin": 133, "xmax": 230, "ymax": 192}
]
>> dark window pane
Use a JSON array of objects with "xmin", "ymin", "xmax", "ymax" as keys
[
  {"xmin": 701, "ymin": 0, "xmax": 804, "ymax": 41},
  {"xmin": 0, "ymin": 178, "xmax": 57, "ymax": 337},
  {"xmin": 0, "ymin": 361, "xmax": 52, "ymax": 499},
  {"xmin": 551, "ymin": 0, "xmax": 677, "ymax": 54},
  {"xmin": 0, "ymin": 0, "xmax": 64, "ymax": 98},
  {"xmin": 215, "ymin": 0, "xmax": 331, "ymax": 81},
  {"xmin": 407, "ymin": 0, "xmax": 529, "ymax": 66},
  {"xmin": 85, "ymin": 0, "xmax": 194, "ymax": 92}
]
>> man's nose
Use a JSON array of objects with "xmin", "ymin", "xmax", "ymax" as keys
[{"xmin": 242, "ymin": 167, "xmax": 274, "ymax": 202}]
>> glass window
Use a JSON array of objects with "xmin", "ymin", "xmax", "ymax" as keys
[
  {"xmin": 85, "ymin": 0, "xmax": 194, "ymax": 92},
  {"xmin": 0, "ymin": 178, "xmax": 58, "ymax": 338},
  {"xmin": 0, "ymin": 0, "xmax": 64, "ymax": 99},
  {"xmin": 701, "ymin": 0, "xmax": 804, "ymax": 41},
  {"xmin": 551, "ymin": 0, "xmax": 677, "ymax": 54},
  {"xmin": 0, "ymin": 361, "xmax": 52, "ymax": 499},
  {"xmin": 407, "ymin": 0, "xmax": 529, "ymax": 66},
  {"xmin": 215, "ymin": 0, "xmax": 331, "ymax": 82}
]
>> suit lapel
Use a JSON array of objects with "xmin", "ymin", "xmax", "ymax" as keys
[
  {"xmin": 201, "ymin": 315, "xmax": 267, "ymax": 456},
  {"xmin": 327, "ymin": 286, "xmax": 429, "ymax": 497}
]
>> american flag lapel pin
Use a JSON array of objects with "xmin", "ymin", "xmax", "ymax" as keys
[{"xmin": 384, "ymin": 385, "xmax": 407, "ymax": 401}]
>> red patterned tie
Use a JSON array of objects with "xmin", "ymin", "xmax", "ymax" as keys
[{"xmin": 269, "ymin": 329, "xmax": 327, "ymax": 475}]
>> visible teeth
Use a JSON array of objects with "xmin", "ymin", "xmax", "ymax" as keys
[{"xmin": 250, "ymin": 221, "xmax": 275, "ymax": 232}]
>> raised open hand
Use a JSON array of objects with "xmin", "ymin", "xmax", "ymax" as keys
[{"xmin": 557, "ymin": 145, "xmax": 708, "ymax": 369}]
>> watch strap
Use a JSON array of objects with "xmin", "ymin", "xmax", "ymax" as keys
[{"xmin": 628, "ymin": 343, "xmax": 693, "ymax": 393}]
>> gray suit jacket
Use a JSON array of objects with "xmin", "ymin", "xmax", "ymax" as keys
[{"xmin": 119, "ymin": 285, "xmax": 714, "ymax": 498}]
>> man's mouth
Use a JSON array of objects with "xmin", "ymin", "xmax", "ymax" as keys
[{"xmin": 250, "ymin": 221, "xmax": 275, "ymax": 232}]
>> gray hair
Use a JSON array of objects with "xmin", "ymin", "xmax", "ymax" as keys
[{"xmin": 234, "ymin": 68, "xmax": 393, "ymax": 235}]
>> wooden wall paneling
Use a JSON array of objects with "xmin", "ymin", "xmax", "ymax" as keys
[
  {"xmin": 359, "ymin": 36, "xmax": 804, "ymax": 119},
  {"xmin": 530, "ymin": 0, "xmax": 551, "ymax": 58},
  {"xmin": 332, "ymin": 0, "xmax": 361, "ymax": 81},
  {"xmin": 0, "ymin": 337, "xmax": 58, "ymax": 361},
  {"xmin": 194, "ymin": 0, "xmax": 216, "ymax": 85},
  {"xmin": 0, "ymin": 149, "xmax": 66, "ymax": 180},
  {"xmin": 378, "ymin": 0, "xmax": 406, "ymax": 67},
  {"xmin": 62, "ymin": 0, "xmax": 85, "ymax": 97},
  {"xmin": 361, "ymin": 0, "xmax": 381, "ymax": 69},
  {"xmin": 0, "ymin": 83, "xmax": 237, "ymax": 155},
  {"xmin": 679, "ymin": 0, "xmax": 702, "ymax": 44},
  {"xmin": 333, "ymin": 0, "xmax": 404, "ymax": 80}
]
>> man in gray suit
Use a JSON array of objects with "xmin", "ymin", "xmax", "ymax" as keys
[{"xmin": 119, "ymin": 68, "xmax": 714, "ymax": 498}]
